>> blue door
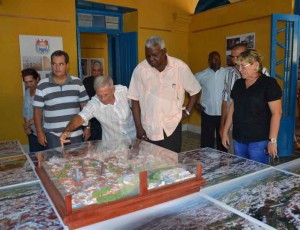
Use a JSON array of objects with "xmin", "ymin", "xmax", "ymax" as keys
[
  {"xmin": 108, "ymin": 32, "xmax": 138, "ymax": 87},
  {"xmin": 270, "ymin": 14, "xmax": 300, "ymax": 156}
]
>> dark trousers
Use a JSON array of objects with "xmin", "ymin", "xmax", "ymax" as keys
[
  {"xmin": 201, "ymin": 112, "xmax": 227, "ymax": 152},
  {"xmin": 45, "ymin": 132, "xmax": 83, "ymax": 149},
  {"xmin": 149, "ymin": 123, "xmax": 182, "ymax": 153},
  {"xmin": 28, "ymin": 134, "xmax": 46, "ymax": 153},
  {"xmin": 89, "ymin": 118, "xmax": 102, "ymax": 141}
]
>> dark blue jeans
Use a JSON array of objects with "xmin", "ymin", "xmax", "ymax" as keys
[
  {"xmin": 45, "ymin": 132, "xmax": 83, "ymax": 149},
  {"xmin": 233, "ymin": 140, "xmax": 269, "ymax": 164},
  {"xmin": 28, "ymin": 134, "xmax": 46, "ymax": 153}
]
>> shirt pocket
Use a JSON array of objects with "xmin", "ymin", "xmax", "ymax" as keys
[{"xmin": 162, "ymin": 84, "xmax": 184, "ymax": 117}]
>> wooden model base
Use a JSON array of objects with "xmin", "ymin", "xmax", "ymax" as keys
[{"xmin": 36, "ymin": 164, "xmax": 205, "ymax": 229}]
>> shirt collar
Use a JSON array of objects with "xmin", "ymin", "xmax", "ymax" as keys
[
  {"xmin": 209, "ymin": 67, "xmax": 221, "ymax": 73},
  {"xmin": 96, "ymin": 86, "xmax": 119, "ymax": 106},
  {"xmin": 164, "ymin": 54, "xmax": 177, "ymax": 70},
  {"xmin": 49, "ymin": 72, "xmax": 72, "ymax": 85},
  {"xmin": 145, "ymin": 54, "xmax": 174, "ymax": 71}
]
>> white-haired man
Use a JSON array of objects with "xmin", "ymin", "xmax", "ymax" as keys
[
  {"xmin": 60, "ymin": 76, "xmax": 136, "ymax": 146},
  {"xmin": 128, "ymin": 36, "xmax": 201, "ymax": 153}
]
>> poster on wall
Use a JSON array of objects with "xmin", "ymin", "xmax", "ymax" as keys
[
  {"xmin": 225, "ymin": 32, "xmax": 255, "ymax": 66},
  {"xmin": 19, "ymin": 35, "xmax": 63, "ymax": 79}
]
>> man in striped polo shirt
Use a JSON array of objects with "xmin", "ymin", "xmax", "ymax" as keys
[
  {"xmin": 33, "ymin": 50, "xmax": 89, "ymax": 149},
  {"xmin": 219, "ymin": 44, "xmax": 247, "ymax": 154}
]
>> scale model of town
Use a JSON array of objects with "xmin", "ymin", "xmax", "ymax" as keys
[{"xmin": 36, "ymin": 139, "xmax": 205, "ymax": 229}]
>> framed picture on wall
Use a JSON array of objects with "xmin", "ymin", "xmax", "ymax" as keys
[
  {"xmin": 89, "ymin": 58, "xmax": 104, "ymax": 76},
  {"xmin": 19, "ymin": 35, "xmax": 63, "ymax": 96},
  {"xmin": 81, "ymin": 58, "xmax": 89, "ymax": 79},
  {"xmin": 225, "ymin": 32, "xmax": 255, "ymax": 66},
  {"xmin": 19, "ymin": 35, "xmax": 63, "ymax": 79}
]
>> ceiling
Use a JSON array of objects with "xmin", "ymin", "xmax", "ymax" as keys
[{"xmin": 194, "ymin": 0, "xmax": 243, "ymax": 14}]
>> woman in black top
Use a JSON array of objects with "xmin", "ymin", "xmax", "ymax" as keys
[{"xmin": 222, "ymin": 49, "xmax": 282, "ymax": 164}]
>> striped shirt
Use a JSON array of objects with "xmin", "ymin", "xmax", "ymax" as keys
[
  {"xmin": 33, "ymin": 74, "xmax": 89, "ymax": 137},
  {"xmin": 79, "ymin": 85, "xmax": 136, "ymax": 141},
  {"xmin": 222, "ymin": 67, "xmax": 240, "ymax": 107},
  {"xmin": 222, "ymin": 67, "xmax": 269, "ymax": 108}
]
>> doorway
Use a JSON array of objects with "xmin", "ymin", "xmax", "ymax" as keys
[
  {"xmin": 76, "ymin": 0, "xmax": 138, "ymax": 86},
  {"xmin": 270, "ymin": 14, "xmax": 300, "ymax": 156}
]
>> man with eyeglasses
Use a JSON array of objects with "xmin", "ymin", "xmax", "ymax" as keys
[
  {"xmin": 219, "ymin": 44, "xmax": 269, "ymax": 153},
  {"xmin": 195, "ymin": 51, "xmax": 228, "ymax": 152},
  {"xmin": 83, "ymin": 60, "xmax": 104, "ymax": 141}
]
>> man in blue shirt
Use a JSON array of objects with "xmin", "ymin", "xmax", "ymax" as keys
[{"xmin": 195, "ymin": 51, "xmax": 228, "ymax": 151}]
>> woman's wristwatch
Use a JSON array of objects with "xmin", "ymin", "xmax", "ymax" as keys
[{"xmin": 269, "ymin": 138, "xmax": 277, "ymax": 144}]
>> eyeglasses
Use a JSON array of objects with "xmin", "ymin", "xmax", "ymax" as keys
[{"xmin": 237, "ymin": 63, "xmax": 251, "ymax": 70}]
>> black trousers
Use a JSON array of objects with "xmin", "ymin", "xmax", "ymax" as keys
[
  {"xmin": 201, "ymin": 112, "xmax": 227, "ymax": 152},
  {"xmin": 149, "ymin": 123, "xmax": 182, "ymax": 153},
  {"xmin": 89, "ymin": 118, "xmax": 102, "ymax": 141}
]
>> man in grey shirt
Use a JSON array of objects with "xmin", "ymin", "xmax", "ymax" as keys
[{"xmin": 33, "ymin": 50, "xmax": 89, "ymax": 149}]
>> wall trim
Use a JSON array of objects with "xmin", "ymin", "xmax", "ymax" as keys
[
  {"xmin": 140, "ymin": 27, "xmax": 171, "ymax": 32},
  {"xmin": 0, "ymin": 13, "xmax": 70, "ymax": 23},
  {"xmin": 191, "ymin": 15, "xmax": 270, "ymax": 34}
]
